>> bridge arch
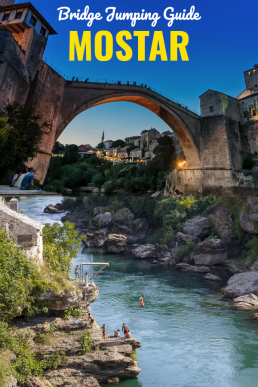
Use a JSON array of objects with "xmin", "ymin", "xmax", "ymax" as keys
[{"xmin": 55, "ymin": 84, "xmax": 201, "ymax": 169}]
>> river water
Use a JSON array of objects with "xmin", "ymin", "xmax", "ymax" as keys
[{"xmin": 17, "ymin": 196, "xmax": 258, "ymax": 387}]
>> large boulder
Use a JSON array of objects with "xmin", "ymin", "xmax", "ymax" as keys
[
  {"xmin": 132, "ymin": 244, "xmax": 156, "ymax": 259},
  {"xmin": 83, "ymin": 229, "xmax": 109, "ymax": 247},
  {"xmin": 175, "ymin": 263, "xmax": 210, "ymax": 273},
  {"xmin": 176, "ymin": 232, "xmax": 200, "ymax": 246},
  {"xmin": 90, "ymin": 213, "xmax": 112, "ymax": 230},
  {"xmin": 113, "ymin": 208, "xmax": 134, "ymax": 224},
  {"xmin": 183, "ymin": 216, "xmax": 212, "ymax": 239},
  {"xmin": 103, "ymin": 234, "xmax": 127, "ymax": 254},
  {"xmin": 209, "ymin": 205, "xmax": 234, "ymax": 243},
  {"xmin": 131, "ymin": 218, "xmax": 149, "ymax": 240},
  {"xmin": 191, "ymin": 239, "xmax": 228, "ymax": 266},
  {"xmin": 154, "ymin": 244, "xmax": 176, "ymax": 266},
  {"xmin": 222, "ymin": 272, "xmax": 258, "ymax": 297},
  {"xmin": 233, "ymin": 293, "xmax": 258, "ymax": 310},
  {"xmin": 240, "ymin": 198, "xmax": 258, "ymax": 233},
  {"xmin": 93, "ymin": 206, "xmax": 109, "ymax": 216},
  {"xmin": 44, "ymin": 204, "xmax": 63, "ymax": 214},
  {"xmin": 38, "ymin": 285, "xmax": 83, "ymax": 311},
  {"xmin": 203, "ymin": 273, "xmax": 222, "ymax": 282},
  {"xmin": 251, "ymin": 259, "xmax": 258, "ymax": 271}
]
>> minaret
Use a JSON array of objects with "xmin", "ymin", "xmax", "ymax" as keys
[
  {"xmin": 0, "ymin": 1, "xmax": 15, "ymax": 5},
  {"xmin": 101, "ymin": 131, "xmax": 104, "ymax": 143}
]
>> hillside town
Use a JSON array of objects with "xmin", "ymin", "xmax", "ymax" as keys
[{"xmin": 76, "ymin": 128, "xmax": 185, "ymax": 164}]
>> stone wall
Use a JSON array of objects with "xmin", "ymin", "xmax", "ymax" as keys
[
  {"xmin": 0, "ymin": 0, "xmax": 15, "ymax": 5},
  {"xmin": 200, "ymin": 90, "xmax": 241, "ymax": 122},
  {"xmin": 0, "ymin": 203, "xmax": 44, "ymax": 263},
  {"xmin": 244, "ymin": 68, "xmax": 258, "ymax": 89}
]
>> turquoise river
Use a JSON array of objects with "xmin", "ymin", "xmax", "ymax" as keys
[{"xmin": 18, "ymin": 196, "xmax": 258, "ymax": 387}]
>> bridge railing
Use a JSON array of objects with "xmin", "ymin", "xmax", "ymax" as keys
[{"xmin": 43, "ymin": 57, "xmax": 199, "ymax": 116}]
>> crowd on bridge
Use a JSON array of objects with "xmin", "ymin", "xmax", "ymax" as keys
[{"xmin": 70, "ymin": 76, "xmax": 151, "ymax": 89}]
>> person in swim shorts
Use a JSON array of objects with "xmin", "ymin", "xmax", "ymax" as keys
[
  {"xmin": 114, "ymin": 329, "xmax": 120, "ymax": 339},
  {"xmin": 101, "ymin": 324, "xmax": 106, "ymax": 341},
  {"xmin": 122, "ymin": 323, "xmax": 128, "ymax": 338},
  {"xmin": 89, "ymin": 314, "xmax": 95, "ymax": 328},
  {"xmin": 74, "ymin": 265, "xmax": 80, "ymax": 280},
  {"xmin": 125, "ymin": 329, "xmax": 131, "ymax": 339},
  {"xmin": 138, "ymin": 295, "xmax": 144, "ymax": 307}
]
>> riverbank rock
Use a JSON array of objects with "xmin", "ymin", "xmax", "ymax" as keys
[
  {"xmin": 37, "ymin": 282, "xmax": 84, "ymax": 311},
  {"xmin": 44, "ymin": 204, "xmax": 64, "ymax": 214},
  {"xmin": 175, "ymin": 263, "xmax": 210, "ymax": 273},
  {"xmin": 183, "ymin": 216, "xmax": 212, "ymax": 239},
  {"xmin": 239, "ymin": 198, "xmax": 258, "ymax": 233},
  {"xmin": 132, "ymin": 244, "xmax": 156, "ymax": 259},
  {"xmin": 153, "ymin": 244, "xmax": 175, "ymax": 266},
  {"xmin": 222, "ymin": 272, "xmax": 258, "ymax": 297},
  {"xmin": 203, "ymin": 273, "xmax": 222, "ymax": 282},
  {"xmin": 103, "ymin": 234, "xmax": 127, "ymax": 253},
  {"xmin": 82, "ymin": 196, "xmax": 89, "ymax": 209},
  {"xmin": 252, "ymin": 313, "xmax": 258, "ymax": 321},
  {"xmin": 90, "ymin": 212, "xmax": 112, "ymax": 230},
  {"xmin": 233, "ymin": 293, "xmax": 258, "ymax": 310},
  {"xmin": 23, "ymin": 376, "xmax": 53, "ymax": 387},
  {"xmin": 176, "ymin": 232, "xmax": 200, "ymax": 246},
  {"xmin": 83, "ymin": 229, "xmax": 109, "ymax": 247},
  {"xmin": 112, "ymin": 208, "xmax": 135, "ymax": 224},
  {"xmin": 208, "ymin": 205, "xmax": 234, "ymax": 243},
  {"xmin": 93, "ymin": 206, "xmax": 109, "ymax": 216},
  {"xmin": 250, "ymin": 259, "xmax": 258, "ymax": 271},
  {"xmin": 191, "ymin": 239, "xmax": 228, "ymax": 266}
]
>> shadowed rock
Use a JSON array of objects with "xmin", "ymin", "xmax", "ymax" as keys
[
  {"xmin": 203, "ymin": 273, "xmax": 222, "ymax": 282},
  {"xmin": 183, "ymin": 216, "xmax": 212, "ymax": 238},
  {"xmin": 103, "ymin": 234, "xmax": 127, "ymax": 254},
  {"xmin": 175, "ymin": 262, "xmax": 210, "ymax": 273},
  {"xmin": 132, "ymin": 244, "xmax": 156, "ymax": 259},
  {"xmin": 191, "ymin": 239, "xmax": 228, "ymax": 266},
  {"xmin": 222, "ymin": 272, "xmax": 258, "ymax": 297}
]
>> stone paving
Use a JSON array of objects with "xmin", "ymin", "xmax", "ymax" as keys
[{"xmin": 0, "ymin": 185, "xmax": 60, "ymax": 196}]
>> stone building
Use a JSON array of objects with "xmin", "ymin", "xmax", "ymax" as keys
[
  {"xmin": 130, "ymin": 148, "xmax": 143, "ymax": 160},
  {"xmin": 133, "ymin": 137, "xmax": 141, "ymax": 147},
  {"xmin": 125, "ymin": 136, "xmax": 140, "ymax": 144},
  {"xmin": 140, "ymin": 128, "xmax": 160, "ymax": 148},
  {"xmin": 0, "ymin": 198, "xmax": 44, "ymax": 263}
]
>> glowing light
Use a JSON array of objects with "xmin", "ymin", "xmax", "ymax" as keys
[{"xmin": 178, "ymin": 160, "xmax": 187, "ymax": 168}]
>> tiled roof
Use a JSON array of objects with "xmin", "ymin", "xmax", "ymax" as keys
[{"xmin": 0, "ymin": 202, "xmax": 44, "ymax": 231}]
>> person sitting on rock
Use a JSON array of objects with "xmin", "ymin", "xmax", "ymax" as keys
[
  {"xmin": 125, "ymin": 329, "xmax": 131, "ymax": 339},
  {"xmin": 114, "ymin": 329, "xmax": 120, "ymax": 340},
  {"xmin": 138, "ymin": 295, "xmax": 144, "ymax": 307},
  {"xmin": 101, "ymin": 324, "xmax": 106, "ymax": 341},
  {"xmin": 122, "ymin": 323, "xmax": 128, "ymax": 338},
  {"xmin": 74, "ymin": 265, "xmax": 80, "ymax": 280}
]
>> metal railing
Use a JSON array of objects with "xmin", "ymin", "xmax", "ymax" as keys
[{"xmin": 43, "ymin": 57, "xmax": 200, "ymax": 115}]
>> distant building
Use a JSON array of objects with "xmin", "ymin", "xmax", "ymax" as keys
[
  {"xmin": 78, "ymin": 144, "xmax": 91, "ymax": 153},
  {"xmin": 125, "ymin": 136, "xmax": 140, "ymax": 144},
  {"xmin": 0, "ymin": 198, "xmax": 44, "ymax": 264},
  {"xmin": 140, "ymin": 128, "xmax": 160, "ymax": 148},
  {"xmin": 130, "ymin": 148, "xmax": 143, "ymax": 160},
  {"xmin": 170, "ymin": 133, "xmax": 185, "ymax": 159},
  {"xmin": 134, "ymin": 137, "xmax": 141, "ymax": 146},
  {"xmin": 121, "ymin": 146, "xmax": 130, "ymax": 159},
  {"xmin": 149, "ymin": 140, "xmax": 158, "ymax": 159},
  {"xmin": 103, "ymin": 140, "xmax": 113, "ymax": 149}
]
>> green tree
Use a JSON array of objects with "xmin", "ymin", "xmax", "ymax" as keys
[
  {"xmin": 0, "ymin": 230, "xmax": 39, "ymax": 322},
  {"xmin": 0, "ymin": 102, "xmax": 50, "ymax": 180},
  {"xmin": 52, "ymin": 141, "xmax": 65, "ymax": 154},
  {"xmin": 43, "ymin": 222, "xmax": 84, "ymax": 273},
  {"xmin": 62, "ymin": 144, "xmax": 80, "ymax": 164},
  {"xmin": 97, "ymin": 142, "xmax": 104, "ymax": 149},
  {"xmin": 112, "ymin": 139, "xmax": 125, "ymax": 148},
  {"xmin": 153, "ymin": 135, "xmax": 177, "ymax": 171}
]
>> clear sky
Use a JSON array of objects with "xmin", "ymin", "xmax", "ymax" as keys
[{"xmin": 16, "ymin": 0, "xmax": 257, "ymax": 146}]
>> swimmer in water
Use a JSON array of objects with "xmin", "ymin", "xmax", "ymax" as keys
[{"xmin": 138, "ymin": 295, "xmax": 144, "ymax": 307}]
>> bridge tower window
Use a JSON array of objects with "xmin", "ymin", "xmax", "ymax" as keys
[
  {"xmin": 251, "ymin": 109, "xmax": 256, "ymax": 117},
  {"xmin": 2, "ymin": 13, "xmax": 10, "ymax": 21},
  {"xmin": 30, "ymin": 15, "xmax": 37, "ymax": 27},
  {"xmin": 15, "ymin": 11, "xmax": 23, "ymax": 19},
  {"xmin": 40, "ymin": 26, "xmax": 46, "ymax": 36},
  {"xmin": 209, "ymin": 106, "xmax": 214, "ymax": 113}
]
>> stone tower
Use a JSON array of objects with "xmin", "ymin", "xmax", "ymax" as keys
[{"xmin": 0, "ymin": 0, "xmax": 15, "ymax": 5}]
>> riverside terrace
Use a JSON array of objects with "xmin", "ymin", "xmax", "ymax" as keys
[{"xmin": 0, "ymin": 186, "xmax": 60, "ymax": 197}]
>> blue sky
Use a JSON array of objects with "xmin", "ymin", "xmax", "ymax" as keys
[{"xmin": 16, "ymin": 0, "xmax": 257, "ymax": 146}]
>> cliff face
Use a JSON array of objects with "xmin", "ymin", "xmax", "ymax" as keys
[{"xmin": 12, "ymin": 283, "xmax": 141, "ymax": 387}]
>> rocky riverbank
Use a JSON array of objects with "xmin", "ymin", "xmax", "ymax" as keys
[
  {"xmin": 46, "ymin": 198, "xmax": 258, "ymax": 315},
  {"xmin": 7, "ymin": 282, "xmax": 141, "ymax": 387}
]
